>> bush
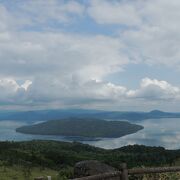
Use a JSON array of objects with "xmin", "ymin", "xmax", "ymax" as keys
[{"xmin": 57, "ymin": 167, "xmax": 74, "ymax": 180}]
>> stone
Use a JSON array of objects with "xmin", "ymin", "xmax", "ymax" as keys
[{"xmin": 74, "ymin": 160, "xmax": 119, "ymax": 179}]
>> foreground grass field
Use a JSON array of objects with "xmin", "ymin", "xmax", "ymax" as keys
[
  {"xmin": 1, "ymin": 166, "xmax": 180, "ymax": 180},
  {"xmin": 0, "ymin": 165, "xmax": 58, "ymax": 180},
  {"xmin": 129, "ymin": 172, "xmax": 180, "ymax": 180},
  {"xmin": 1, "ymin": 140, "xmax": 180, "ymax": 179}
]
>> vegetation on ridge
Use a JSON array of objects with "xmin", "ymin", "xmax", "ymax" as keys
[
  {"xmin": 0, "ymin": 140, "xmax": 179, "ymax": 169},
  {"xmin": 0, "ymin": 140, "xmax": 180, "ymax": 179}
]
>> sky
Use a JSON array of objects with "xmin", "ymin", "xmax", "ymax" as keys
[{"xmin": 1, "ymin": 0, "xmax": 180, "ymax": 111}]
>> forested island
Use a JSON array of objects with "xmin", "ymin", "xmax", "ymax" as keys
[{"xmin": 16, "ymin": 118, "xmax": 143, "ymax": 138}]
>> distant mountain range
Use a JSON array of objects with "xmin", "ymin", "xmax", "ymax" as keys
[
  {"xmin": 16, "ymin": 118, "xmax": 143, "ymax": 138},
  {"xmin": 0, "ymin": 109, "xmax": 180, "ymax": 123}
]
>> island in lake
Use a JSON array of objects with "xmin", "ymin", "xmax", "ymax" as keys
[{"xmin": 16, "ymin": 118, "xmax": 143, "ymax": 138}]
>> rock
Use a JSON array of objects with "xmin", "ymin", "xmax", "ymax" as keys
[
  {"xmin": 74, "ymin": 160, "xmax": 118, "ymax": 179},
  {"xmin": 34, "ymin": 177, "xmax": 46, "ymax": 180}
]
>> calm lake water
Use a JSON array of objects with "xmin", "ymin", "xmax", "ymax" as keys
[{"xmin": 1, "ymin": 118, "xmax": 180, "ymax": 149}]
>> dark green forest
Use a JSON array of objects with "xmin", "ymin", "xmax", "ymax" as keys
[
  {"xmin": 16, "ymin": 118, "xmax": 143, "ymax": 138},
  {"xmin": 0, "ymin": 140, "xmax": 179, "ymax": 170}
]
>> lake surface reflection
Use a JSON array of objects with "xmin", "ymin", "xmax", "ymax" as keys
[{"xmin": 1, "ymin": 118, "xmax": 180, "ymax": 149}]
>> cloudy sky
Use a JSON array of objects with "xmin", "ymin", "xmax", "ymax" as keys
[{"xmin": 1, "ymin": 0, "xmax": 180, "ymax": 111}]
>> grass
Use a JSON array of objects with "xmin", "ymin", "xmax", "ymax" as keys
[
  {"xmin": 0, "ymin": 165, "xmax": 58, "ymax": 180},
  {"xmin": 1, "ymin": 164, "xmax": 180, "ymax": 180},
  {"xmin": 141, "ymin": 172, "xmax": 180, "ymax": 180}
]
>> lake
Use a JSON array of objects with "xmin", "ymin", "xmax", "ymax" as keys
[{"xmin": 1, "ymin": 118, "xmax": 180, "ymax": 149}]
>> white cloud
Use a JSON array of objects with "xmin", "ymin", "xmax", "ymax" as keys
[
  {"xmin": 0, "ymin": 0, "xmax": 180, "ymax": 110},
  {"xmin": 88, "ymin": 0, "xmax": 141, "ymax": 26},
  {"xmin": 0, "ymin": 74, "xmax": 179, "ymax": 111},
  {"xmin": 0, "ymin": 78, "xmax": 32, "ymax": 104},
  {"xmin": 0, "ymin": 2, "xmax": 130, "ymax": 109},
  {"xmin": 18, "ymin": 0, "xmax": 85, "ymax": 24},
  {"xmin": 89, "ymin": 0, "xmax": 180, "ymax": 68},
  {"xmin": 0, "ymin": 5, "xmax": 10, "ymax": 32},
  {"xmin": 0, "ymin": 30, "xmax": 128, "ymax": 80},
  {"xmin": 21, "ymin": 80, "xmax": 32, "ymax": 91},
  {"xmin": 71, "ymin": 79, "xmax": 127, "ymax": 100},
  {"xmin": 25, "ymin": 78, "xmax": 127, "ymax": 106},
  {"xmin": 127, "ymin": 78, "xmax": 180, "ymax": 100}
]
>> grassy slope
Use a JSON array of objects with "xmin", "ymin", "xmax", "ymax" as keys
[
  {"xmin": 0, "ymin": 165, "xmax": 58, "ymax": 180},
  {"xmin": 0, "ymin": 140, "xmax": 180, "ymax": 179}
]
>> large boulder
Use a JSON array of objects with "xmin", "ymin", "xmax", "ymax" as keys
[{"xmin": 74, "ymin": 160, "xmax": 118, "ymax": 178}]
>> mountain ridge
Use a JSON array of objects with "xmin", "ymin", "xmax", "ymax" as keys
[{"xmin": 0, "ymin": 109, "xmax": 180, "ymax": 123}]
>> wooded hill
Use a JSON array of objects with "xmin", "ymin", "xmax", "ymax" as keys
[
  {"xmin": 0, "ymin": 140, "xmax": 179, "ymax": 170},
  {"xmin": 16, "ymin": 118, "xmax": 143, "ymax": 138}
]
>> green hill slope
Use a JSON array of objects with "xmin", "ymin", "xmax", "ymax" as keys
[{"xmin": 0, "ymin": 140, "xmax": 179, "ymax": 169}]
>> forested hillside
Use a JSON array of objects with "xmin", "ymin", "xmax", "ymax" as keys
[
  {"xmin": 0, "ymin": 140, "xmax": 180, "ymax": 179},
  {"xmin": 0, "ymin": 140, "xmax": 179, "ymax": 169}
]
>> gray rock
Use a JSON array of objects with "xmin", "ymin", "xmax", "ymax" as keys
[{"xmin": 74, "ymin": 160, "xmax": 119, "ymax": 179}]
